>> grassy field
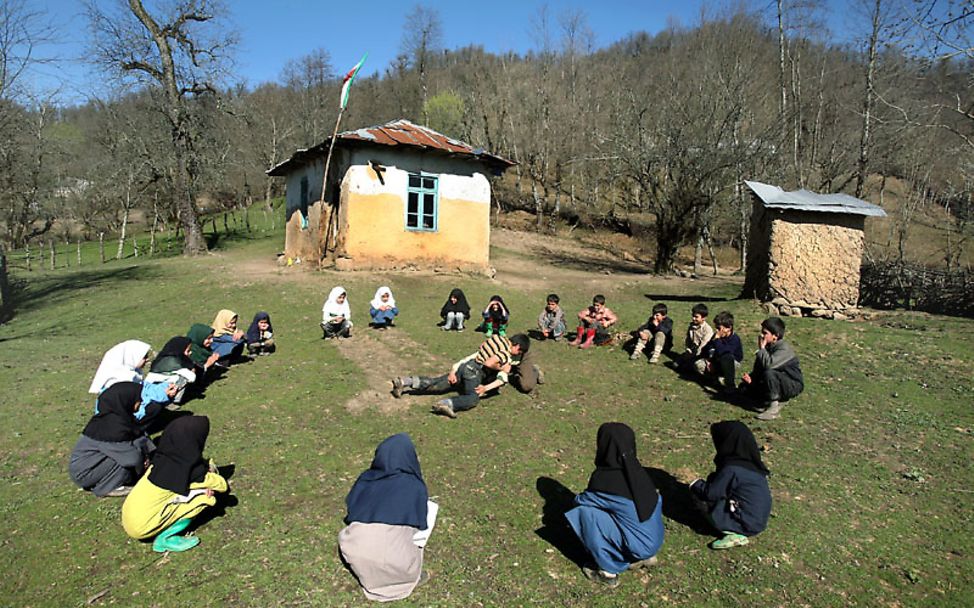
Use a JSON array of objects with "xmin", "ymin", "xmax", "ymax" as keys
[{"xmin": 1, "ymin": 227, "xmax": 972, "ymax": 607}]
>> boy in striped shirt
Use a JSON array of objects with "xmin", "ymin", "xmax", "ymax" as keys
[{"xmin": 391, "ymin": 334, "xmax": 530, "ymax": 418}]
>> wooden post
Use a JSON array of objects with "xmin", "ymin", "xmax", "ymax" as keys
[
  {"xmin": 133, "ymin": 237, "xmax": 139, "ymax": 257},
  {"xmin": 319, "ymin": 106, "xmax": 346, "ymax": 262},
  {"xmin": 0, "ymin": 245, "xmax": 11, "ymax": 316},
  {"xmin": 99, "ymin": 232, "xmax": 105, "ymax": 263},
  {"xmin": 49, "ymin": 240, "xmax": 55, "ymax": 270},
  {"xmin": 211, "ymin": 216, "xmax": 217, "ymax": 234},
  {"xmin": 223, "ymin": 212, "xmax": 229, "ymax": 234},
  {"xmin": 25, "ymin": 243, "xmax": 31, "ymax": 272},
  {"xmin": 77, "ymin": 239, "xmax": 82, "ymax": 266}
]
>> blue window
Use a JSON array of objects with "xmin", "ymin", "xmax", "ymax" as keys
[{"xmin": 406, "ymin": 173, "xmax": 438, "ymax": 231}]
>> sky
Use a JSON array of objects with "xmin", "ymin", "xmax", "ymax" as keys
[{"xmin": 22, "ymin": 0, "xmax": 874, "ymax": 106}]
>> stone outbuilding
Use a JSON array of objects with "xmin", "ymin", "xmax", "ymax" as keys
[
  {"xmin": 266, "ymin": 119, "xmax": 514, "ymax": 271},
  {"xmin": 742, "ymin": 180, "xmax": 887, "ymax": 319}
]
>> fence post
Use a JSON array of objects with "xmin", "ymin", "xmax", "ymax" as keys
[
  {"xmin": 49, "ymin": 240, "xmax": 55, "ymax": 270},
  {"xmin": 0, "ymin": 245, "xmax": 11, "ymax": 318},
  {"xmin": 133, "ymin": 237, "xmax": 139, "ymax": 257},
  {"xmin": 77, "ymin": 239, "xmax": 82, "ymax": 266},
  {"xmin": 25, "ymin": 243, "xmax": 31, "ymax": 272},
  {"xmin": 99, "ymin": 232, "xmax": 105, "ymax": 263}
]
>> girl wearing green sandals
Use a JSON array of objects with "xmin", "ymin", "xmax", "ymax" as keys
[
  {"xmin": 689, "ymin": 421, "xmax": 771, "ymax": 550},
  {"xmin": 122, "ymin": 416, "xmax": 228, "ymax": 552}
]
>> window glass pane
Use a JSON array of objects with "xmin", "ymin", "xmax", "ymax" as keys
[
  {"xmin": 423, "ymin": 214, "xmax": 434, "ymax": 229},
  {"xmin": 409, "ymin": 175, "xmax": 420, "ymax": 188},
  {"xmin": 406, "ymin": 213, "xmax": 418, "ymax": 228},
  {"xmin": 423, "ymin": 193, "xmax": 435, "ymax": 213},
  {"xmin": 408, "ymin": 192, "xmax": 418, "ymax": 214},
  {"xmin": 423, "ymin": 177, "xmax": 435, "ymax": 190}
]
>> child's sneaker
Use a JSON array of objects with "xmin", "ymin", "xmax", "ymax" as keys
[
  {"xmin": 755, "ymin": 400, "xmax": 781, "ymax": 420},
  {"xmin": 629, "ymin": 555, "xmax": 659, "ymax": 569},
  {"xmin": 581, "ymin": 565, "xmax": 620, "ymax": 588},
  {"xmin": 533, "ymin": 365, "xmax": 545, "ymax": 385},
  {"xmin": 629, "ymin": 351, "xmax": 642, "ymax": 360},
  {"xmin": 648, "ymin": 353, "xmax": 660, "ymax": 364},
  {"xmin": 432, "ymin": 399, "xmax": 457, "ymax": 419},
  {"xmin": 391, "ymin": 377, "xmax": 404, "ymax": 398},
  {"xmin": 711, "ymin": 532, "xmax": 749, "ymax": 550}
]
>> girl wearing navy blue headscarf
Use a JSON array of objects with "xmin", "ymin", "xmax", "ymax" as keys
[
  {"xmin": 245, "ymin": 312, "xmax": 275, "ymax": 356},
  {"xmin": 339, "ymin": 434, "xmax": 436, "ymax": 601}
]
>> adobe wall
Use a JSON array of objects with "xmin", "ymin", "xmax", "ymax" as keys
[{"xmin": 765, "ymin": 211, "xmax": 866, "ymax": 316}]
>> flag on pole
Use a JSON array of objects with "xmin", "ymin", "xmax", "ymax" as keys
[{"xmin": 339, "ymin": 54, "xmax": 367, "ymax": 109}]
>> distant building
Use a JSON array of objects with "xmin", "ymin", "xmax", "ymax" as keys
[
  {"xmin": 267, "ymin": 119, "xmax": 514, "ymax": 271},
  {"xmin": 742, "ymin": 180, "xmax": 887, "ymax": 318}
]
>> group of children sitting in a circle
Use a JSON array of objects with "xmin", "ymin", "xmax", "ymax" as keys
[
  {"xmin": 69, "ymin": 310, "xmax": 273, "ymax": 551},
  {"xmin": 66, "ymin": 284, "xmax": 805, "ymax": 598}
]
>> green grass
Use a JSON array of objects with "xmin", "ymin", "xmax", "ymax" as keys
[{"xmin": 1, "ymin": 229, "xmax": 973, "ymax": 607}]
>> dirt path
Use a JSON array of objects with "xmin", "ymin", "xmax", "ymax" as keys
[{"xmin": 335, "ymin": 327, "xmax": 450, "ymax": 415}]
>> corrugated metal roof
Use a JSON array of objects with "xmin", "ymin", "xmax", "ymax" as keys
[
  {"xmin": 745, "ymin": 180, "xmax": 887, "ymax": 217},
  {"xmin": 267, "ymin": 119, "xmax": 515, "ymax": 176}
]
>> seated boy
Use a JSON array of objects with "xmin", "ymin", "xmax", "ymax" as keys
[
  {"xmin": 677, "ymin": 303, "xmax": 715, "ymax": 370},
  {"xmin": 695, "ymin": 311, "xmax": 743, "ymax": 392},
  {"xmin": 537, "ymin": 293, "xmax": 567, "ymax": 341},
  {"xmin": 391, "ymin": 334, "xmax": 531, "ymax": 419},
  {"xmin": 740, "ymin": 317, "xmax": 804, "ymax": 420},
  {"xmin": 568, "ymin": 295, "xmax": 618, "ymax": 349},
  {"xmin": 631, "ymin": 303, "xmax": 673, "ymax": 363}
]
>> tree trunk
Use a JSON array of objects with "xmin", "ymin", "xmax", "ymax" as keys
[
  {"xmin": 25, "ymin": 243, "xmax": 31, "ymax": 272},
  {"xmin": 855, "ymin": 0, "xmax": 883, "ymax": 199},
  {"xmin": 0, "ymin": 245, "xmax": 11, "ymax": 319},
  {"xmin": 694, "ymin": 235, "xmax": 704, "ymax": 276},
  {"xmin": 117, "ymin": 206, "xmax": 129, "ymax": 260}
]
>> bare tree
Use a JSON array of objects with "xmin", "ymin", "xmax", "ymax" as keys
[
  {"xmin": 86, "ymin": 0, "xmax": 236, "ymax": 255},
  {"xmin": 401, "ymin": 4, "xmax": 442, "ymax": 124}
]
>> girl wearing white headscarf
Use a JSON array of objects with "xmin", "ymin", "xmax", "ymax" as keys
[
  {"xmin": 321, "ymin": 286, "xmax": 353, "ymax": 339},
  {"xmin": 88, "ymin": 340, "xmax": 152, "ymax": 394},
  {"xmin": 369, "ymin": 286, "xmax": 398, "ymax": 330}
]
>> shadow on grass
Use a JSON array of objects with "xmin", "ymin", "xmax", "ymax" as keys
[
  {"xmin": 535, "ymin": 476, "xmax": 589, "ymax": 568},
  {"xmin": 644, "ymin": 467, "xmax": 714, "ymax": 536},
  {"xmin": 186, "ymin": 464, "xmax": 239, "ymax": 533},
  {"xmin": 643, "ymin": 293, "xmax": 740, "ymax": 302},
  {"xmin": 543, "ymin": 249, "xmax": 650, "ymax": 275},
  {"xmin": 9, "ymin": 265, "xmax": 163, "ymax": 322}
]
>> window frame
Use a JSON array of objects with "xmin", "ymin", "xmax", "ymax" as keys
[{"xmin": 404, "ymin": 172, "xmax": 439, "ymax": 232}]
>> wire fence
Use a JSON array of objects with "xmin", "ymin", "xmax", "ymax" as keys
[{"xmin": 860, "ymin": 261, "xmax": 974, "ymax": 318}]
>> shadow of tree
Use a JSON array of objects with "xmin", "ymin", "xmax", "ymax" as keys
[
  {"xmin": 535, "ymin": 476, "xmax": 589, "ymax": 568},
  {"xmin": 9, "ymin": 265, "xmax": 163, "ymax": 321}
]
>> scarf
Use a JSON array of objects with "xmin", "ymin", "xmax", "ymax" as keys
[
  {"xmin": 711, "ymin": 421, "xmax": 770, "ymax": 476},
  {"xmin": 245, "ymin": 311, "xmax": 273, "ymax": 343},
  {"xmin": 148, "ymin": 415, "xmax": 211, "ymax": 495},
  {"xmin": 211, "ymin": 309, "xmax": 238, "ymax": 337},
  {"xmin": 88, "ymin": 340, "xmax": 151, "ymax": 394},
  {"xmin": 440, "ymin": 288, "xmax": 471, "ymax": 318},
  {"xmin": 585, "ymin": 422, "xmax": 658, "ymax": 521},
  {"xmin": 369, "ymin": 286, "xmax": 396, "ymax": 310},
  {"xmin": 83, "ymin": 382, "xmax": 144, "ymax": 443},
  {"xmin": 186, "ymin": 324, "xmax": 215, "ymax": 366},
  {"xmin": 322, "ymin": 286, "xmax": 351, "ymax": 320},
  {"xmin": 345, "ymin": 433, "xmax": 429, "ymax": 529},
  {"xmin": 483, "ymin": 295, "xmax": 509, "ymax": 322},
  {"xmin": 150, "ymin": 336, "xmax": 195, "ymax": 373}
]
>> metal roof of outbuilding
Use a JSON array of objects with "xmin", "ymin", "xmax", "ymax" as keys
[
  {"xmin": 267, "ymin": 119, "xmax": 515, "ymax": 176},
  {"xmin": 745, "ymin": 180, "xmax": 887, "ymax": 217}
]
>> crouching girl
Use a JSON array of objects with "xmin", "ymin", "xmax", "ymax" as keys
[
  {"xmin": 121, "ymin": 416, "xmax": 228, "ymax": 552},
  {"xmin": 565, "ymin": 422, "xmax": 664, "ymax": 587}
]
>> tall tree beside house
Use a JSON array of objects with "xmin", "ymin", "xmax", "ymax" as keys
[{"xmin": 85, "ymin": 0, "xmax": 237, "ymax": 255}]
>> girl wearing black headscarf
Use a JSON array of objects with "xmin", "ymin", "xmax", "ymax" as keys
[
  {"xmin": 339, "ymin": 433, "xmax": 436, "ymax": 601},
  {"xmin": 121, "ymin": 416, "xmax": 228, "ymax": 553},
  {"xmin": 689, "ymin": 421, "xmax": 772, "ymax": 549},
  {"xmin": 439, "ymin": 288, "xmax": 471, "ymax": 331},
  {"xmin": 244, "ymin": 311, "xmax": 275, "ymax": 355},
  {"xmin": 68, "ymin": 382, "xmax": 154, "ymax": 497},
  {"xmin": 565, "ymin": 422, "xmax": 664, "ymax": 587}
]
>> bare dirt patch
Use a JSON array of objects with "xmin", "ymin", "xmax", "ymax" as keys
[{"xmin": 336, "ymin": 327, "xmax": 449, "ymax": 415}]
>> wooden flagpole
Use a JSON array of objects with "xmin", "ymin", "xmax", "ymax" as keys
[{"xmin": 317, "ymin": 107, "xmax": 346, "ymax": 263}]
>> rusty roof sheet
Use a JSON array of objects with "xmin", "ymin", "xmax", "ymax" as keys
[
  {"xmin": 267, "ymin": 119, "xmax": 514, "ymax": 176},
  {"xmin": 745, "ymin": 180, "xmax": 887, "ymax": 217}
]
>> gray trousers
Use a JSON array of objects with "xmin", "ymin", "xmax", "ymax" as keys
[{"xmin": 412, "ymin": 359, "xmax": 484, "ymax": 412}]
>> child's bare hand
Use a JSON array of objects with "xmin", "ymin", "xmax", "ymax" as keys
[
  {"xmin": 741, "ymin": 372, "xmax": 752, "ymax": 384},
  {"xmin": 165, "ymin": 383, "xmax": 180, "ymax": 398},
  {"xmin": 205, "ymin": 488, "xmax": 214, "ymax": 498},
  {"xmin": 474, "ymin": 385, "xmax": 489, "ymax": 396},
  {"xmin": 448, "ymin": 371, "xmax": 458, "ymax": 384}
]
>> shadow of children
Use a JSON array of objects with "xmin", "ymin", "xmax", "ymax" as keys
[
  {"xmin": 645, "ymin": 467, "xmax": 714, "ymax": 536},
  {"xmin": 534, "ymin": 476, "xmax": 589, "ymax": 568}
]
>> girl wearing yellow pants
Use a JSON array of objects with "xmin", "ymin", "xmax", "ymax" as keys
[{"xmin": 122, "ymin": 416, "xmax": 228, "ymax": 552}]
